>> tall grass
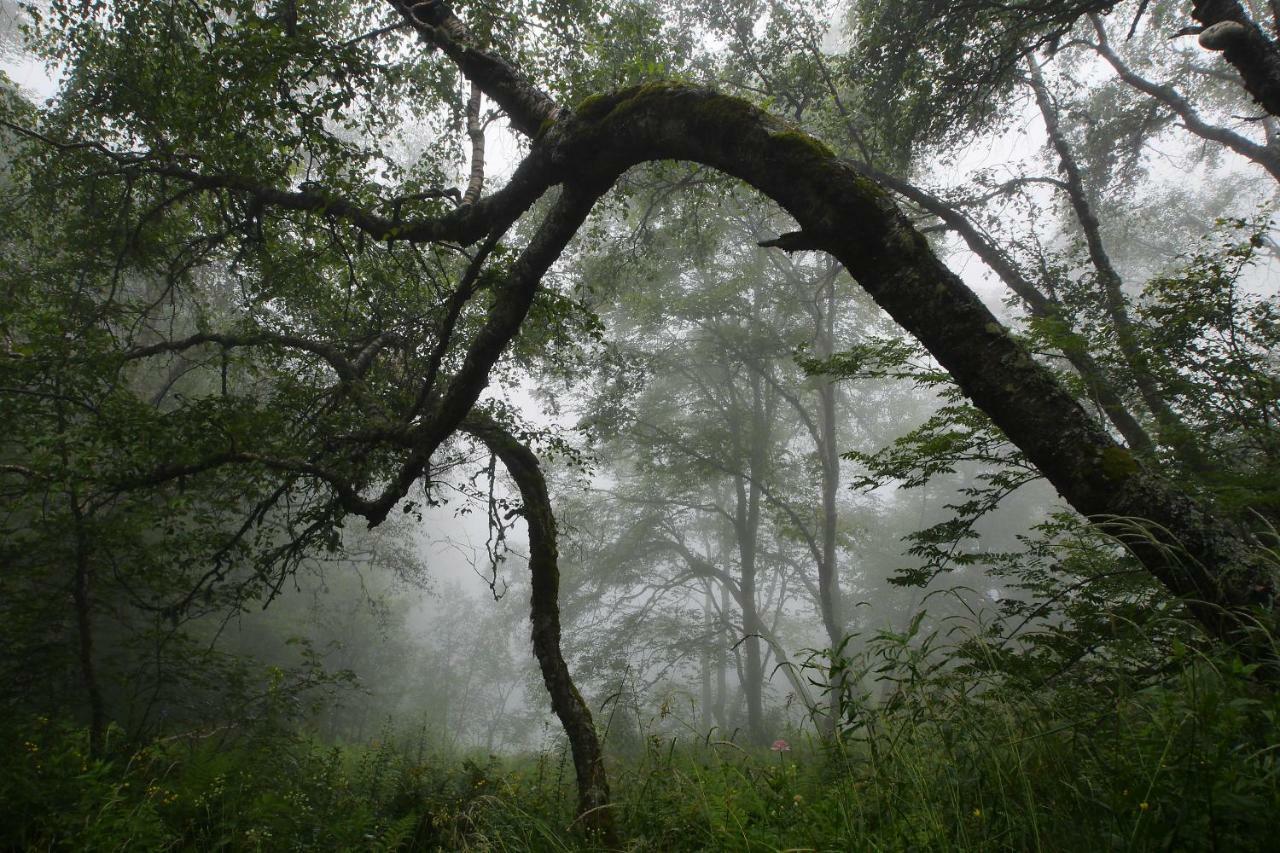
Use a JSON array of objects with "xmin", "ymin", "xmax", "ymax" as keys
[{"xmin": 6, "ymin": 624, "xmax": 1277, "ymax": 851}]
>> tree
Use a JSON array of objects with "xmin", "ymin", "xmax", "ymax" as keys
[
  {"xmin": 562, "ymin": 182, "xmax": 899, "ymax": 736},
  {"xmin": 4, "ymin": 0, "xmax": 1278, "ymax": 834},
  {"xmin": 563, "ymin": 203, "xmax": 823, "ymax": 742}
]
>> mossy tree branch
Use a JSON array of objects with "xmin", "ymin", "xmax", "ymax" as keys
[{"xmin": 459, "ymin": 411, "xmax": 613, "ymax": 840}]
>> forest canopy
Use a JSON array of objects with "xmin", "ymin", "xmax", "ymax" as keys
[{"xmin": 2, "ymin": 0, "xmax": 1280, "ymax": 848}]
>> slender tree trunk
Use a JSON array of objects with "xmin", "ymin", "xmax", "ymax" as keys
[
  {"xmin": 808, "ymin": 270, "xmax": 849, "ymax": 732},
  {"xmin": 56, "ymin": 387, "xmax": 106, "ymax": 757},
  {"xmin": 462, "ymin": 81, "xmax": 486, "ymax": 205},
  {"xmin": 69, "ymin": 489, "xmax": 106, "ymax": 757},
  {"xmin": 737, "ymin": 366, "xmax": 778, "ymax": 746},
  {"xmin": 701, "ymin": 585, "xmax": 714, "ymax": 731},
  {"xmin": 461, "ymin": 414, "xmax": 613, "ymax": 840},
  {"xmin": 812, "ymin": 272, "xmax": 843, "ymax": 646},
  {"xmin": 715, "ymin": 585, "xmax": 729, "ymax": 730},
  {"xmin": 735, "ymin": 469, "xmax": 767, "ymax": 746},
  {"xmin": 1027, "ymin": 55, "xmax": 1206, "ymax": 471},
  {"xmin": 670, "ymin": 539, "xmax": 823, "ymax": 718}
]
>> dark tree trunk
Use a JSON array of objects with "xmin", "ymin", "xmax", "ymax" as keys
[
  {"xmin": 1191, "ymin": 0, "xmax": 1280, "ymax": 119},
  {"xmin": 461, "ymin": 414, "xmax": 613, "ymax": 840},
  {"xmin": 532, "ymin": 84, "xmax": 1276, "ymax": 660},
  {"xmin": 70, "ymin": 490, "xmax": 106, "ymax": 757}
]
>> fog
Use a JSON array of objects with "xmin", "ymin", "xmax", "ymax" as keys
[{"xmin": 4, "ymin": 1, "xmax": 1279, "ymax": 847}]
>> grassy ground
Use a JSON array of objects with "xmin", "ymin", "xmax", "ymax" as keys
[{"xmin": 4, "ymin": 651, "xmax": 1278, "ymax": 851}]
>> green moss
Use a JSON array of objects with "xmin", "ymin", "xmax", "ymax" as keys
[
  {"xmin": 1101, "ymin": 446, "xmax": 1140, "ymax": 481},
  {"xmin": 573, "ymin": 84, "xmax": 768, "ymax": 133},
  {"xmin": 535, "ymin": 116, "xmax": 557, "ymax": 140},
  {"xmin": 572, "ymin": 83, "xmax": 684, "ymax": 124},
  {"xmin": 849, "ymin": 172, "xmax": 888, "ymax": 203},
  {"xmin": 576, "ymin": 92, "xmax": 624, "ymax": 122},
  {"xmin": 770, "ymin": 128, "xmax": 835, "ymax": 161},
  {"xmin": 689, "ymin": 91, "xmax": 764, "ymax": 125},
  {"xmin": 572, "ymin": 92, "xmax": 615, "ymax": 122}
]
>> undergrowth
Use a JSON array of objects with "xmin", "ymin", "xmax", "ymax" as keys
[{"xmin": 4, "ymin": 638, "xmax": 1278, "ymax": 852}]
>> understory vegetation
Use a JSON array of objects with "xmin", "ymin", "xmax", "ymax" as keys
[{"xmin": 7, "ymin": 626, "xmax": 1279, "ymax": 851}]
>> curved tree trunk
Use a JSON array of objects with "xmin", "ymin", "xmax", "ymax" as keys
[
  {"xmin": 535, "ymin": 85, "xmax": 1276, "ymax": 659},
  {"xmin": 70, "ymin": 488, "xmax": 106, "ymax": 757},
  {"xmin": 460, "ymin": 413, "xmax": 613, "ymax": 840},
  {"xmin": 383, "ymin": 0, "xmax": 1276, "ymax": 656}
]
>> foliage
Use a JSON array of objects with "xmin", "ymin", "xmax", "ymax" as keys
[
  {"xmin": 5, "ymin": 619, "xmax": 1279, "ymax": 851},
  {"xmin": 844, "ymin": 0, "xmax": 1114, "ymax": 150},
  {"xmin": 2, "ymin": 0, "xmax": 1280, "ymax": 845},
  {"xmin": 1135, "ymin": 216, "xmax": 1280, "ymax": 514}
]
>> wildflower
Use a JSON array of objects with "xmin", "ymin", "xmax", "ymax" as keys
[
  {"xmin": 770, "ymin": 739, "xmax": 791, "ymax": 752},
  {"xmin": 23, "ymin": 741, "xmax": 38, "ymax": 753},
  {"xmin": 973, "ymin": 808, "xmax": 983, "ymax": 818},
  {"xmin": 793, "ymin": 794, "xmax": 803, "ymax": 806},
  {"xmin": 1139, "ymin": 801, "xmax": 1149, "ymax": 812}
]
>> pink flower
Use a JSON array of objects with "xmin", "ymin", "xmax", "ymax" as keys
[{"xmin": 770, "ymin": 739, "xmax": 791, "ymax": 752}]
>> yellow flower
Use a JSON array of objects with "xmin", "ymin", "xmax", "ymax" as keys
[
  {"xmin": 973, "ymin": 808, "xmax": 983, "ymax": 819},
  {"xmin": 1139, "ymin": 802, "xmax": 1150, "ymax": 812}
]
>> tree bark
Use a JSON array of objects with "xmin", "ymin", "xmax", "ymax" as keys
[
  {"xmin": 715, "ymin": 585, "xmax": 729, "ymax": 730},
  {"xmin": 815, "ymin": 274, "xmax": 843, "ymax": 649},
  {"xmin": 1089, "ymin": 14, "xmax": 1280, "ymax": 184},
  {"xmin": 1190, "ymin": 0, "xmax": 1280, "ymax": 119},
  {"xmin": 56, "ymin": 387, "xmax": 106, "ymax": 756},
  {"xmin": 1026, "ymin": 56, "xmax": 1206, "ymax": 470},
  {"xmin": 700, "ymin": 584, "xmax": 714, "ymax": 731},
  {"xmin": 462, "ymin": 81, "xmax": 486, "ymax": 205},
  {"xmin": 69, "ymin": 488, "xmax": 106, "ymax": 757},
  {"xmin": 847, "ymin": 160, "xmax": 1155, "ymax": 455},
  {"xmin": 808, "ymin": 269, "xmax": 849, "ymax": 732},
  {"xmin": 460, "ymin": 413, "xmax": 613, "ymax": 840},
  {"xmin": 734, "ymin": 467, "xmax": 767, "ymax": 746}
]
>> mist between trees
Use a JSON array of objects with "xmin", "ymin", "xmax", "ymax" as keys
[{"xmin": 2, "ymin": 0, "xmax": 1280, "ymax": 849}]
